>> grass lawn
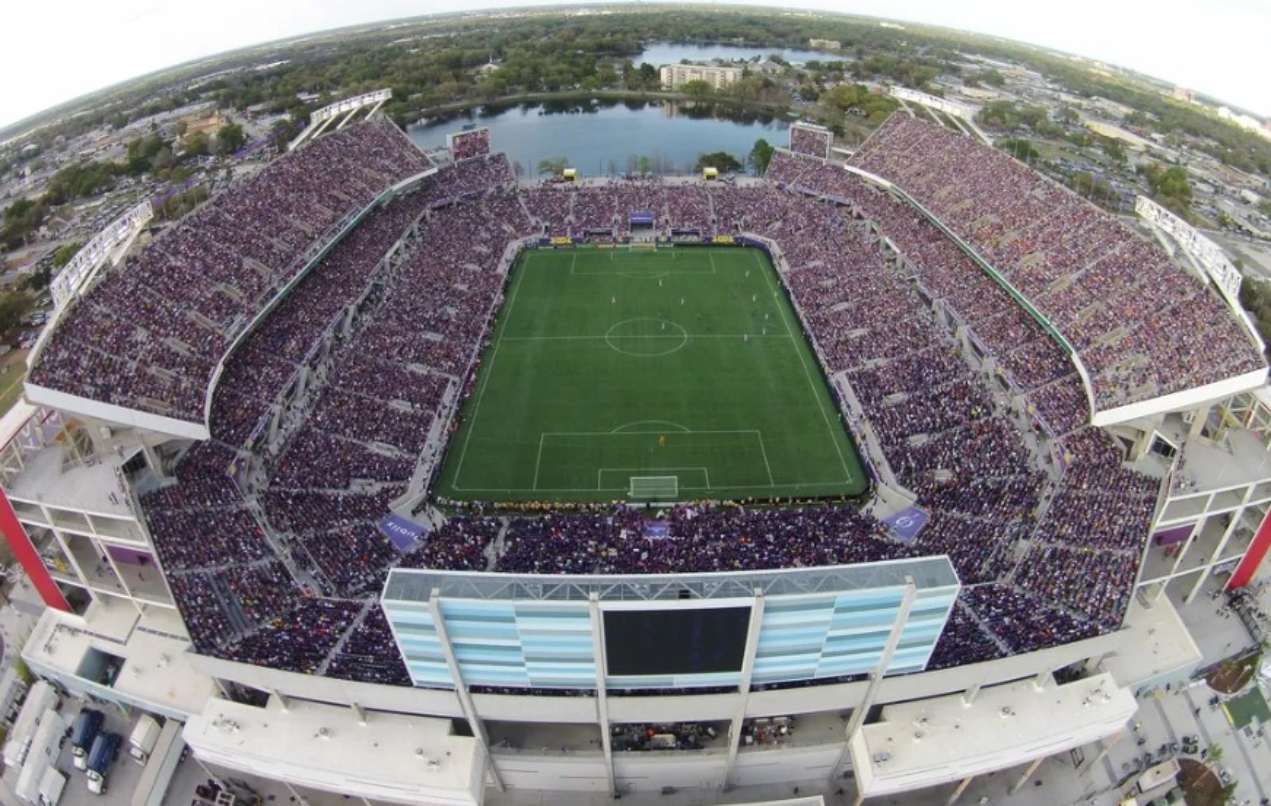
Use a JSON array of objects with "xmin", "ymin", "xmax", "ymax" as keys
[
  {"xmin": 1223, "ymin": 686, "xmax": 1271, "ymax": 730},
  {"xmin": 434, "ymin": 246, "xmax": 866, "ymax": 503}
]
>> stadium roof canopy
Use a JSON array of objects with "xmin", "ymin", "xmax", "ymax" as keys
[{"xmin": 383, "ymin": 557, "xmax": 959, "ymax": 603}]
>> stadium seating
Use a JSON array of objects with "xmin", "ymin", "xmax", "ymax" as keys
[
  {"xmin": 847, "ymin": 114, "xmax": 1265, "ymax": 412},
  {"xmin": 112, "ymin": 136, "xmax": 1176, "ymax": 687},
  {"xmin": 31, "ymin": 119, "xmax": 432, "ymax": 423}
]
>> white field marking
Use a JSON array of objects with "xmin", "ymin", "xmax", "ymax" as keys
[
  {"xmin": 450, "ymin": 247, "xmax": 534, "ymax": 488},
  {"xmin": 541, "ymin": 429, "xmax": 762, "ymax": 437},
  {"xmin": 451, "ymin": 480, "xmax": 851, "ymax": 494},
  {"xmin": 541, "ymin": 429, "xmax": 766, "ymax": 491},
  {"xmin": 597, "ymin": 467, "xmax": 710, "ymax": 490},
  {"xmin": 610, "ymin": 420, "xmax": 691, "ymax": 433},
  {"xmin": 753, "ymin": 249, "xmax": 855, "ymax": 484},
  {"xmin": 532, "ymin": 433, "xmax": 546, "ymax": 491},
  {"xmin": 497, "ymin": 333, "xmax": 792, "ymax": 342},
  {"xmin": 756, "ymin": 431, "xmax": 776, "ymax": 485}
]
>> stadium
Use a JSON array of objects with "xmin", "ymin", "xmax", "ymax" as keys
[{"xmin": 4, "ymin": 93, "xmax": 1271, "ymax": 805}]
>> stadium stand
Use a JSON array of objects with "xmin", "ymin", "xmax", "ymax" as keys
[
  {"xmin": 29, "ymin": 119, "xmax": 432, "ymax": 424},
  {"xmin": 846, "ymin": 114, "xmax": 1265, "ymax": 413},
  {"xmin": 39, "ymin": 119, "xmax": 1185, "ymax": 688}
]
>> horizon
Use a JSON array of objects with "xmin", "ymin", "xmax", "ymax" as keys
[{"xmin": 0, "ymin": 1, "xmax": 1268, "ymax": 136}]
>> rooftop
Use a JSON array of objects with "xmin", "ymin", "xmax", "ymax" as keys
[
  {"xmin": 851, "ymin": 672, "xmax": 1137, "ymax": 798},
  {"xmin": 183, "ymin": 695, "xmax": 483, "ymax": 806},
  {"xmin": 384, "ymin": 557, "xmax": 959, "ymax": 603},
  {"xmin": 22, "ymin": 599, "xmax": 218, "ymax": 718}
]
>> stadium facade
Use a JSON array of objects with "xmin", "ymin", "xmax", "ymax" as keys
[{"xmin": 2, "ymin": 95, "xmax": 1270, "ymax": 805}]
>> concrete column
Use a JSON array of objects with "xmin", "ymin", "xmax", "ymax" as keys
[
  {"xmin": 335, "ymin": 105, "xmax": 361, "ymax": 131},
  {"xmin": 1080, "ymin": 731, "xmax": 1123, "ymax": 776},
  {"xmin": 140, "ymin": 442, "xmax": 166, "ymax": 481},
  {"xmin": 587, "ymin": 594, "xmax": 617, "ymax": 798},
  {"xmin": 429, "ymin": 591, "xmax": 505, "ymax": 792},
  {"xmin": 194, "ymin": 756, "xmax": 225, "ymax": 787},
  {"xmin": 1187, "ymin": 487, "xmax": 1254, "ymax": 604},
  {"xmin": 945, "ymin": 775, "xmax": 974, "ymax": 806},
  {"xmin": 48, "ymin": 520, "xmax": 92, "ymax": 602},
  {"xmin": 351, "ymin": 702, "xmax": 367, "ymax": 726},
  {"xmin": 283, "ymin": 780, "xmax": 309, "ymax": 805},
  {"xmin": 1009, "ymin": 756, "xmax": 1045, "ymax": 795},
  {"xmin": 1033, "ymin": 669, "xmax": 1051, "ymax": 691},
  {"xmin": 271, "ymin": 689, "xmax": 289, "ymax": 712},
  {"xmin": 724, "ymin": 589, "xmax": 766, "ymax": 790},
  {"xmin": 1188, "ymin": 403, "xmax": 1211, "ymax": 439},
  {"xmin": 1157, "ymin": 516, "xmax": 1205, "ymax": 603},
  {"xmin": 309, "ymin": 114, "xmax": 336, "ymax": 141},
  {"xmin": 961, "ymin": 682, "xmax": 981, "ymax": 707},
  {"xmin": 832, "ymin": 580, "xmax": 918, "ymax": 782}
]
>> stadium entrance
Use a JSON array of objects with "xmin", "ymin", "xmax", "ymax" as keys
[{"xmin": 629, "ymin": 210, "xmax": 656, "ymax": 242}]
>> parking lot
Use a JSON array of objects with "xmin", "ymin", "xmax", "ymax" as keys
[{"xmin": 0, "ymin": 697, "xmax": 147, "ymax": 806}]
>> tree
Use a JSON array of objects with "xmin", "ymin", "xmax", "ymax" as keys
[
  {"xmin": 680, "ymin": 79, "xmax": 714, "ymax": 99},
  {"xmin": 998, "ymin": 138, "xmax": 1040, "ymax": 162},
  {"xmin": 1068, "ymin": 171, "xmax": 1118, "ymax": 206},
  {"xmin": 537, "ymin": 157, "xmax": 569, "ymax": 176},
  {"xmin": 51, "ymin": 242, "xmax": 83, "ymax": 268},
  {"xmin": 638, "ymin": 63, "xmax": 658, "ymax": 88},
  {"xmin": 184, "ymin": 131, "xmax": 210, "ymax": 157},
  {"xmin": 214, "ymin": 123, "xmax": 246, "ymax": 155},
  {"xmin": 0, "ymin": 292, "xmax": 33, "ymax": 336},
  {"xmin": 695, "ymin": 151, "xmax": 743, "ymax": 173},
  {"xmin": 972, "ymin": 68, "xmax": 1006, "ymax": 87},
  {"xmin": 1099, "ymin": 138, "xmax": 1127, "ymax": 163},
  {"xmin": 1139, "ymin": 162, "xmax": 1192, "ymax": 214},
  {"xmin": 2, "ymin": 198, "xmax": 48, "ymax": 250},
  {"xmin": 749, "ymin": 138, "xmax": 775, "ymax": 174}
]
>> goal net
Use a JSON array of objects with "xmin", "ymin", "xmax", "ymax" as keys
[{"xmin": 629, "ymin": 476, "xmax": 678, "ymax": 499}]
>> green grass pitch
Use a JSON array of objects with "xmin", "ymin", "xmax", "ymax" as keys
[{"xmin": 434, "ymin": 246, "xmax": 868, "ymax": 503}]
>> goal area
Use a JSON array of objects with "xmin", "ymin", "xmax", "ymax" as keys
[{"xmin": 629, "ymin": 476, "xmax": 679, "ymax": 499}]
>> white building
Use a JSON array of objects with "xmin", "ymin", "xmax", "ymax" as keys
[{"xmin": 659, "ymin": 63, "xmax": 744, "ymax": 91}]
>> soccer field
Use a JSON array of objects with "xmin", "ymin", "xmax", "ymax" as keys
[{"xmin": 434, "ymin": 246, "xmax": 868, "ymax": 503}]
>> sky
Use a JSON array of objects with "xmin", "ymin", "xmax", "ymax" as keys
[{"xmin": 1, "ymin": 0, "xmax": 1268, "ymax": 131}]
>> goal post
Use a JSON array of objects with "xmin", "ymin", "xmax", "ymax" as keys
[{"xmin": 629, "ymin": 475, "xmax": 679, "ymax": 499}]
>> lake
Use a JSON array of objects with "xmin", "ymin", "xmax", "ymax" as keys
[{"xmin": 408, "ymin": 98, "xmax": 792, "ymax": 177}]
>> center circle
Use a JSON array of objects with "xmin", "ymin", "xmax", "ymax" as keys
[{"xmin": 604, "ymin": 318, "xmax": 689, "ymax": 357}]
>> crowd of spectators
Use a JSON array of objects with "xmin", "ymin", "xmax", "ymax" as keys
[
  {"xmin": 31, "ymin": 119, "xmax": 432, "ymax": 422},
  {"xmin": 449, "ymin": 128, "xmax": 491, "ymax": 161},
  {"xmin": 848, "ymin": 113, "xmax": 1265, "ymax": 410},
  {"xmin": 789, "ymin": 125, "xmax": 832, "ymax": 158},
  {"xmin": 124, "ymin": 136, "xmax": 1174, "ymax": 686}
]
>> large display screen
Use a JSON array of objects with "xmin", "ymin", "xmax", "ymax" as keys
[{"xmin": 604, "ymin": 606, "xmax": 750, "ymax": 676}]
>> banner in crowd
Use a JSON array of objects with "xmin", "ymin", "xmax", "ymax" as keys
[
  {"xmin": 378, "ymin": 513, "xmax": 429, "ymax": 551},
  {"xmin": 882, "ymin": 507, "xmax": 929, "ymax": 544},
  {"xmin": 642, "ymin": 521, "xmax": 671, "ymax": 540}
]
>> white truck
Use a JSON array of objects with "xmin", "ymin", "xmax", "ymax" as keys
[
  {"xmin": 129, "ymin": 714, "xmax": 162, "ymax": 764},
  {"xmin": 0, "ymin": 667, "xmax": 29, "ymax": 725},
  {"xmin": 3, "ymin": 681, "xmax": 60, "ymax": 769},
  {"xmin": 14, "ymin": 709, "xmax": 69, "ymax": 804},
  {"xmin": 37, "ymin": 767, "xmax": 66, "ymax": 806}
]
